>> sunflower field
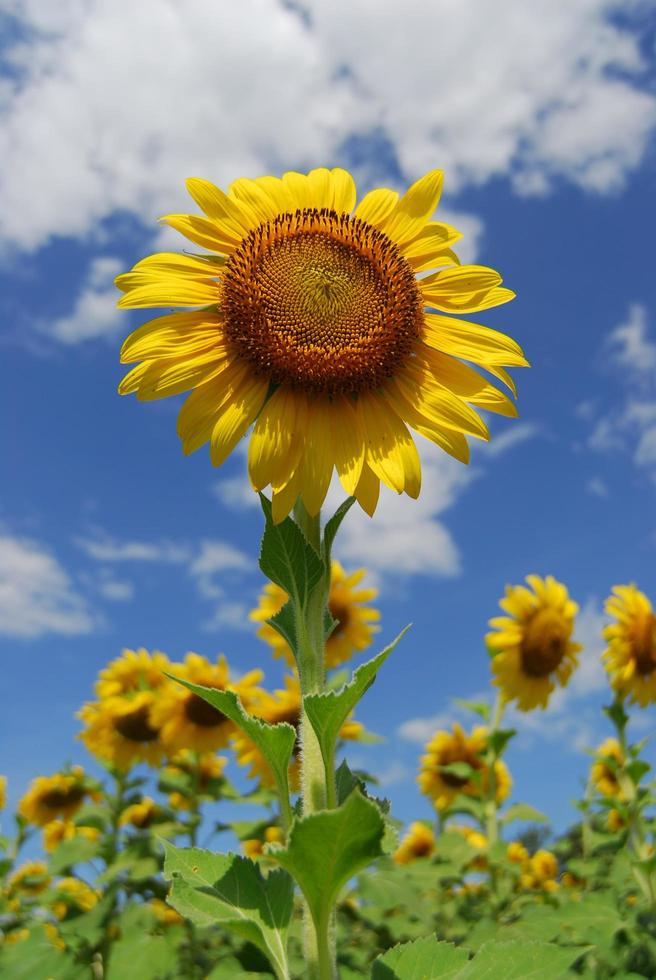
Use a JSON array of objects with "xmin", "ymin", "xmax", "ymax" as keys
[{"xmin": 2, "ymin": 163, "xmax": 656, "ymax": 980}]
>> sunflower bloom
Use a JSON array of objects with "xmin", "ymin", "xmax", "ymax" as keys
[
  {"xmin": 18, "ymin": 768, "xmax": 92, "ymax": 826},
  {"xmin": 78, "ymin": 690, "xmax": 165, "ymax": 770},
  {"xmin": 603, "ymin": 585, "xmax": 656, "ymax": 706},
  {"xmin": 393, "ymin": 822, "xmax": 435, "ymax": 864},
  {"xmin": 117, "ymin": 168, "xmax": 527, "ymax": 522},
  {"xmin": 418, "ymin": 723, "xmax": 511, "ymax": 812},
  {"xmin": 487, "ymin": 575, "xmax": 581, "ymax": 710},
  {"xmin": 119, "ymin": 796, "xmax": 162, "ymax": 829},
  {"xmin": 51, "ymin": 878, "xmax": 99, "ymax": 920},
  {"xmin": 95, "ymin": 647, "xmax": 171, "ymax": 699},
  {"xmin": 242, "ymin": 826, "xmax": 286, "ymax": 859},
  {"xmin": 590, "ymin": 737, "xmax": 626, "ymax": 799},
  {"xmin": 42, "ymin": 820, "xmax": 100, "ymax": 853},
  {"xmin": 232, "ymin": 674, "xmax": 363, "ymax": 789},
  {"xmin": 7, "ymin": 861, "xmax": 50, "ymax": 896},
  {"xmin": 151, "ymin": 653, "xmax": 263, "ymax": 754},
  {"xmin": 251, "ymin": 560, "xmax": 380, "ymax": 668}
]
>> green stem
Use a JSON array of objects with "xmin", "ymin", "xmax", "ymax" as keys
[
  {"xmin": 99, "ymin": 770, "xmax": 128, "ymax": 975},
  {"xmin": 484, "ymin": 694, "xmax": 505, "ymax": 904}
]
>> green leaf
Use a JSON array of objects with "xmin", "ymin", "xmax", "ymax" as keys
[
  {"xmin": 488, "ymin": 728, "xmax": 516, "ymax": 756},
  {"xmin": 271, "ymin": 790, "xmax": 384, "ymax": 936},
  {"xmin": 105, "ymin": 933, "xmax": 175, "ymax": 980},
  {"xmin": 604, "ymin": 699, "xmax": 629, "ymax": 734},
  {"xmin": 162, "ymin": 842, "xmax": 293, "ymax": 980},
  {"xmin": 47, "ymin": 835, "xmax": 101, "ymax": 874},
  {"xmin": 268, "ymin": 600, "xmax": 298, "ymax": 658},
  {"xmin": 439, "ymin": 762, "xmax": 475, "ymax": 782},
  {"xmin": 501, "ymin": 803, "xmax": 548, "ymax": 826},
  {"xmin": 304, "ymin": 628, "xmax": 409, "ymax": 770},
  {"xmin": 0, "ymin": 927, "xmax": 89, "ymax": 980},
  {"xmin": 259, "ymin": 494, "xmax": 323, "ymax": 608},
  {"xmin": 453, "ymin": 699, "xmax": 491, "ymax": 721},
  {"xmin": 322, "ymin": 497, "xmax": 355, "ymax": 569},
  {"xmin": 625, "ymin": 759, "xmax": 651, "ymax": 785},
  {"xmin": 456, "ymin": 940, "xmax": 581, "ymax": 978},
  {"xmin": 164, "ymin": 678, "xmax": 295, "ymax": 813},
  {"xmin": 372, "ymin": 937, "xmax": 469, "ymax": 978}
]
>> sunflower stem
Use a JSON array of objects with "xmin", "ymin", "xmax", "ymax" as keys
[{"xmin": 484, "ymin": 694, "xmax": 505, "ymax": 904}]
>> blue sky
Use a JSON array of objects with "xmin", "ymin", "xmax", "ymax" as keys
[{"xmin": 1, "ymin": 0, "xmax": 656, "ymax": 841}]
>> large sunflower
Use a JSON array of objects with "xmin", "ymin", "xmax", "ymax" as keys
[
  {"xmin": 78, "ymin": 690, "xmax": 165, "ymax": 770},
  {"xmin": 603, "ymin": 585, "xmax": 656, "ymax": 707},
  {"xmin": 95, "ymin": 647, "xmax": 171, "ymax": 699},
  {"xmin": 117, "ymin": 168, "xmax": 526, "ymax": 521},
  {"xmin": 151, "ymin": 653, "xmax": 263, "ymax": 754},
  {"xmin": 251, "ymin": 559, "xmax": 379, "ymax": 668},
  {"xmin": 232, "ymin": 674, "xmax": 363, "ymax": 789},
  {"xmin": 418, "ymin": 723, "xmax": 511, "ymax": 812},
  {"xmin": 487, "ymin": 575, "xmax": 580, "ymax": 710},
  {"xmin": 18, "ymin": 768, "xmax": 93, "ymax": 827}
]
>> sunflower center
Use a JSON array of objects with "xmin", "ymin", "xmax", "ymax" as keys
[
  {"xmin": 411, "ymin": 836, "xmax": 433, "ymax": 858},
  {"xmin": 631, "ymin": 612, "xmax": 656, "ymax": 676},
  {"xmin": 184, "ymin": 693, "xmax": 228, "ymax": 728},
  {"xmin": 113, "ymin": 705, "xmax": 160, "ymax": 743},
  {"xmin": 328, "ymin": 598, "xmax": 350, "ymax": 638},
  {"xmin": 273, "ymin": 706, "xmax": 302, "ymax": 756},
  {"xmin": 41, "ymin": 786, "xmax": 85, "ymax": 810},
  {"xmin": 520, "ymin": 608, "xmax": 569, "ymax": 678},
  {"xmin": 222, "ymin": 208, "xmax": 424, "ymax": 395}
]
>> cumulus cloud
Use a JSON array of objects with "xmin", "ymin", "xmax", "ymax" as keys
[
  {"xmin": 76, "ymin": 532, "xmax": 191, "ymax": 563},
  {"xmin": 0, "ymin": 0, "xmax": 654, "ymax": 254},
  {"xmin": 605, "ymin": 303, "xmax": 656, "ymax": 375},
  {"xmin": 188, "ymin": 540, "xmax": 251, "ymax": 599},
  {"xmin": 0, "ymin": 534, "xmax": 96, "ymax": 637},
  {"xmin": 47, "ymin": 256, "xmax": 124, "ymax": 343}
]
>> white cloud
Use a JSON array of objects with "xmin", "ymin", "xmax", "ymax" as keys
[
  {"xmin": 76, "ymin": 532, "xmax": 191, "ymax": 563},
  {"xmin": 586, "ymin": 476, "xmax": 609, "ymax": 498},
  {"xmin": 479, "ymin": 422, "xmax": 540, "ymax": 458},
  {"xmin": 605, "ymin": 303, "xmax": 656, "ymax": 374},
  {"xmin": 97, "ymin": 577, "xmax": 134, "ymax": 602},
  {"xmin": 47, "ymin": 256, "xmax": 124, "ymax": 343},
  {"xmin": 201, "ymin": 600, "xmax": 254, "ymax": 633},
  {"xmin": 0, "ymin": 0, "xmax": 653, "ymax": 255},
  {"xmin": 0, "ymin": 534, "xmax": 96, "ymax": 637},
  {"xmin": 189, "ymin": 540, "xmax": 251, "ymax": 599},
  {"xmin": 213, "ymin": 475, "xmax": 259, "ymax": 511}
]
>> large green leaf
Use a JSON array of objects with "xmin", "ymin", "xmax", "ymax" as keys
[
  {"xmin": 0, "ymin": 927, "xmax": 90, "ymax": 980},
  {"xmin": 271, "ymin": 790, "xmax": 384, "ymax": 936},
  {"xmin": 372, "ymin": 937, "xmax": 468, "ymax": 978},
  {"xmin": 322, "ymin": 496, "xmax": 355, "ymax": 570},
  {"xmin": 105, "ymin": 933, "xmax": 176, "ymax": 980},
  {"xmin": 47, "ymin": 835, "xmax": 102, "ymax": 874},
  {"xmin": 456, "ymin": 939, "xmax": 581, "ymax": 979},
  {"xmin": 303, "ymin": 629, "xmax": 409, "ymax": 771},
  {"xmin": 164, "ymin": 679, "xmax": 295, "ymax": 815},
  {"xmin": 500, "ymin": 803, "xmax": 548, "ymax": 826},
  {"xmin": 162, "ymin": 843, "xmax": 293, "ymax": 980},
  {"xmin": 259, "ymin": 494, "xmax": 324, "ymax": 608}
]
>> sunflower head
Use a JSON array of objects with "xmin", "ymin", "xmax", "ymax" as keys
[
  {"xmin": 18, "ymin": 767, "xmax": 92, "ymax": 827},
  {"xmin": 117, "ymin": 168, "xmax": 526, "ymax": 522},
  {"xmin": 393, "ymin": 821, "xmax": 436, "ymax": 865},
  {"xmin": 7, "ymin": 861, "xmax": 50, "ymax": 896},
  {"xmin": 603, "ymin": 585, "xmax": 656, "ymax": 706},
  {"xmin": 590, "ymin": 737, "xmax": 625, "ymax": 799},
  {"xmin": 42, "ymin": 820, "xmax": 100, "ymax": 853},
  {"xmin": 418, "ymin": 722, "xmax": 512, "ymax": 812},
  {"xmin": 487, "ymin": 574, "xmax": 580, "ymax": 711},
  {"xmin": 95, "ymin": 647, "xmax": 171, "ymax": 699},
  {"xmin": 250, "ymin": 559, "xmax": 380, "ymax": 669},
  {"xmin": 119, "ymin": 796, "xmax": 161, "ymax": 829},
  {"xmin": 51, "ymin": 878, "xmax": 99, "ymax": 921},
  {"xmin": 78, "ymin": 689, "xmax": 165, "ymax": 771}
]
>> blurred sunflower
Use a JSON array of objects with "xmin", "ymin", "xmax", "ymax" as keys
[
  {"xmin": 251, "ymin": 560, "xmax": 380, "ymax": 668},
  {"xmin": 418, "ymin": 723, "xmax": 511, "ymax": 812},
  {"xmin": 42, "ymin": 821, "xmax": 100, "ymax": 853},
  {"xmin": 152, "ymin": 653, "xmax": 263, "ymax": 754},
  {"xmin": 521, "ymin": 849, "xmax": 559, "ymax": 892},
  {"xmin": 78, "ymin": 690, "xmax": 165, "ymax": 770},
  {"xmin": 18, "ymin": 768, "xmax": 93, "ymax": 827},
  {"xmin": 51, "ymin": 878, "xmax": 99, "ymax": 920},
  {"xmin": 241, "ymin": 826, "xmax": 286, "ymax": 859},
  {"xmin": 150, "ymin": 898, "xmax": 184, "ymax": 926},
  {"xmin": 0, "ymin": 775, "xmax": 6, "ymax": 810},
  {"xmin": 590, "ymin": 737, "xmax": 625, "ymax": 799},
  {"xmin": 487, "ymin": 575, "xmax": 580, "ymax": 710},
  {"xmin": 232, "ymin": 674, "xmax": 363, "ymax": 789},
  {"xmin": 95, "ymin": 647, "xmax": 171, "ymax": 699},
  {"xmin": 7, "ymin": 861, "xmax": 50, "ymax": 896},
  {"xmin": 119, "ymin": 796, "xmax": 162, "ymax": 829},
  {"xmin": 604, "ymin": 585, "xmax": 656, "ymax": 706},
  {"xmin": 393, "ymin": 821, "xmax": 435, "ymax": 865},
  {"xmin": 117, "ymin": 168, "xmax": 526, "ymax": 522}
]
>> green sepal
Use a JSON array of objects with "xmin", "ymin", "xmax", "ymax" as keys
[
  {"xmin": 269, "ymin": 790, "xmax": 384, "ymax": 936},
  {"xmin": 303, "ymin": 627, "xmax": 410, "ymax": 771},
  {"xmin": 322, "ymin": 496, "xmax": 355, "ymax": 569},
  {"xmin": 259, "ymin": 494, "xmax": 323, "ymax": 609},
  {"xmin": 162, "ymin": 842, "xmax": 293, "ymax": 980},
  {"xmin": 439, "ymin": 761, "xmax": 475, "ymax": 782},
  {"xmin": 501, "ymin": 803, "xmax": 549, "ymax": 825}
]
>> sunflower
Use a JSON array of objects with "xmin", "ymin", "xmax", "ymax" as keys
[
  {"xmin": 151, "ymin": 653, "xmax": 263, "ymax": 754},
  {"xmin": 520, "ymin": 849, "xmax": 559, "ymax": 892},
  {"xmin": 51, "ymin": 878, "xmax": 99, "ymax": 920},
  {"xmin": 241, "ymin": 826, "xmax": 286, "ymax": 859},
  {"xmin": 149, "ymin": 898, "xmax": 184, "ymax": 926},
  {"xmin": 18, "ymin": 768, "xmax": 92, "ymax": 827},
  {"xmin": 603, "ymin": 585, "xmax": 656, "ymax": 706},
  {"xmin": 78, "ymin": 690, "xmax": 165, "ymax": 770},
  {"xmin": 42, "ymin": 821, "xmax": 100, "ymax": 853},
  {"xmin": 7, "ymin": 861, "xmax": 50, "ymax": 896},
  {"xmin": 590, "ymin": 737, "xmax": 625, "ymax": 799},
  {"xmin": 393, "ymin": 821, "xmax": 435, "ymax": 865},
  {"xmin": 232, "ymin": 674, "xmax": 363, "ymax": 789},
  {"xmin": 418, "ymin": 723, "xmax": 512, "ymax": 812},
  {"xmin": 95, "ymin": 647, "xmax": 171, "ymax": 699},
  {"xmin": 251, "ymin": 560, "xmax": 379, "ymax": 669},
  {"xmin": 119, "ymin": 796, "xmax": 162, "ymax": 829},
  {"xmin": 117, "ymin": 168, "xmax": 526, "ymax": 522},
  {"xmin": 487, "ymin": 575, "xmax": 580, "ymax": 711}
]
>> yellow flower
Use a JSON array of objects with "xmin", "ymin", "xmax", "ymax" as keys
[
  {"xmin": 393, "ymin": 822, "xmax": 436, "ymax": 864},
  {"xmin": 2, "ymin": 928, "xmax": 29, "ymax": 946},
  {"xmin": 7, "ymin": 861, "xmax": 50, "ymax": 895},
  {"xmin": 418, "ymin": 723, "xmax": 512, "ymax": 811},
  {"xmin": 149, "ymin": 898, "xmax": 183, "ymax": 925},
  {"xmin": 241, "ymin": 826, "xmax": 286, "ymax": 859},
  {"xmin": 607, "ymin": 808, "xmax": 626, "ymax": 832},
  {"xmin": 590, "ymin": 737, "xmax": 625, "ymax": 799},
  {"xmin": 117, "ymin": 168, "xmax": 526, "ymax": 523},
  {"xmin": 168, "ymin": 791, "xmax": 189, "ymax": 812},
  {"xmin": 561, "ymin": 870, "xmax": 585, "ymax": 889},
  {"xmin": 166, "ymin": 749, "xmax": 227, "ymax": 786},
  {"xmin": 251, "ymin": 560, "xmax": 380, "ymax": 668},
  {"xmin": 487, "ymin": 575, "xmax": 581, "ymax": 710},
  {"xmin": 78, "ymin": 690, "xmax": 165, "ymax": 770},
  {"xmin": 0, "ymin": 775, "xmax": 6, "ymax": 810},
  {"xmin": 95, "ymin": 647, "xmax": 171, "ymax": 699},
  {"xmin": 42, "ymin": 820, "xmax": 100, "ymax": 853},
  {"xmin": 507, "ymin": 841, "xmax": 529, "ymax": 865},
  {"xmin": 51, "ymin": 878, "xmax": 99, "ymax": 920},
  {"xmin": 604, "ymin": 585, "xmax": 656, "ymax": 706},
  {"xmin": 232, "ymin": 674, "xmax": 363, "ymax": 789},
  {"xmin": 530, "ymin": 849, "xmax": 558, "ymax": 882},
  {"xmin": 44, "ymin": 922, "xmax": 66, "ymax": 950},
  {"xmin": 18, "ymin": 768, "xmax": 91, "ymax": 826},
  {"xmin": 151, "ymin": 653, "xmax": 263, "ymax": 754},
  {"xmin": 119, "ymin": 796, "xmax": 161, "ymax": 829}
]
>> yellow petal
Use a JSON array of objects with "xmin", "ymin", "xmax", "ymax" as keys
[
  {"xmin": 210, "ymin": 378, "xmax": 269, "ymax": 467},
  {"xmin": 129, "ymin": 252, "xmax": 225, "ymax": 279},
  {"xmin": 383, "ymin": 170, "xmax": 444, "ymax": 243},
  {"xmin": 357, "ymin": 392, "xmax": 414, "ymax": 494},
  {"xmin": 396, "ymin": 362, "xmax": 489, "ymax": 440},
  {"xmin": 116, "ymin": 278, "xmax": 219, "ymax": 309},
  {"xmin": 228, "ymin": 178, "xmax": 280, "ymax": 222},
  {"xmin": 386, "ymin": 381, "xmax": 470, "ymax": 464},
  {"xmin": 177, "ymin": 359, "xmax": 249, "ymax": 455},
  {"xmin": 407, "ymin": 247, "xmax": 461, "ymax": 274},
  {"xmin": 401, "ymin": 221, "xmax": 462, "ymax": 265},
  {"xmin": 249, "ymin": 175, "xmax": 296, "ymax": 213},
  {"xmin": 416, "ymin": 345, "xmax": 518, "ymax": 417},
  {"xmin": 248, "ymin": 387, "xmax": 305, "ymax": 491},
  {"xmin": 307, "ymin": 168, "xmax": 333, "ymax": 209},
  {"xmin": 298, "ymin": 399, "xmax": 335, "ymax": 515},
  {"xmin": 330, "ymin": 168, "xmax": 357, "ymax": 213},
  {"xmin": 353, "ymin": 187, "xmax": 399, "ymax": 228},
  {"xmin": 422, "ymin": 313, "xmax": 528, "ymax": 367},
  {"xmin": 136, "ymin": 350, "xmax": 231, "ymax": 401},
  {"xmin": 353, "ymin": 462, "xmax": 380, "ymax": 517},
  {"xmin": 282, "ymin": 170, "xmax": 315, "ymax": 210},
  {"xmin": 271, "ymin": 468, "xmax": 302, "ymax": 524},
  {"xmin": 159, "ymin": 214, "xmax": 240, "ymax": 254},
  {"xmin": 331, "ymin": 396, "xmax": 365, "ymax": 495},
  {"xmin": 120, "ymin": 311, "xmax": 224, "ymax": 363},
  {"xmin": 186, "ymin": 178, "xmax": 256, "ymax": 235}
]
